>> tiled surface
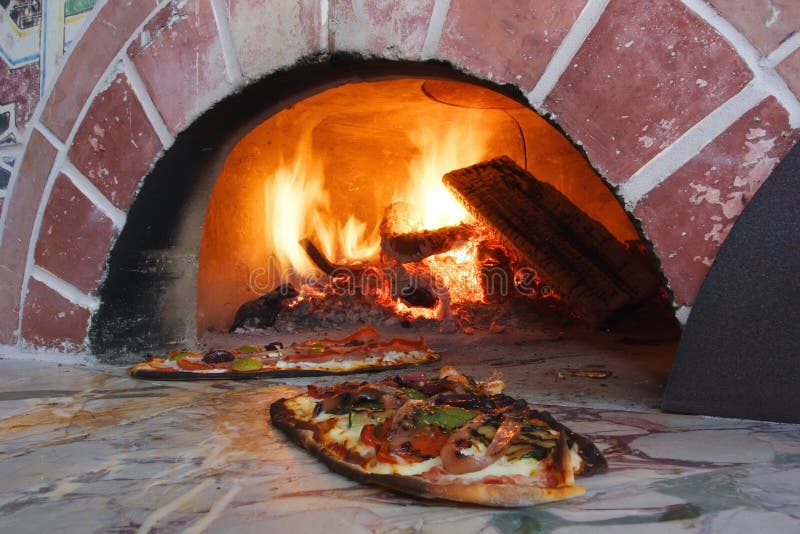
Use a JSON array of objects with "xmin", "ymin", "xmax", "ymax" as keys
[
  {"xmin": 33, "ymin": 174, "xmax": 117, "ymax": 296},
  {"xmin": 545, "ymin": 0, "xmax": 752, "ymax": 184},
  {"xmin": 0, "ymin": 357, "xmax": 797, "ymax": 532},
  {"xmin": 19, "ymin": 278, "xmax": 90, "ymax": 351},
  {"xmin": 776, "ymin": 48, "xmax": 800, "ymax": 100},
  {"xmin": 68, "ymin": 72, "xmax": 162, "ymax": 212},
  {"xmin": 330, "ymin": 0, "xmax": 434, "ymax": 59},
  {"xmin": 127, "ymin": 0, "xmax": 231, "ymax": 136},
  {"xmin": 706, "ymin": 0, "xmax": 800, "ymax": 55},
  {"xmin": 0, "ymin": 130, "xmax": 58, "ymax": 345},
  {"xmin": 439, "ymin": 0, "xmax": 588, "ymax": 91},
  {"xmin": 0, "ymin": 61, "xmax": 40, "ymax": 140},
  {"xmin": 41, "ymin": 0, "xmax": 159, "ymax": 142},
  {"xmin": 227, "ymin": 0, "xmax": 325, "ymax": 80},
  {"xmin": 634, "ymin": 97, "xmax": 800, "ymax": 307}
]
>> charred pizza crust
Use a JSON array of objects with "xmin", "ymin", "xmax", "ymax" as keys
[{"xmin": 270, "ymin": 397, "xmax": 585, "ymax": 507}]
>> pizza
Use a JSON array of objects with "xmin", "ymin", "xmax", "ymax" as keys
[
  {"xmin": 270, "ymin": 366, "xmax": 607, "ymax": 507},
  {"xmin": 128, "ymin": 325, "xmax": 439, "ymax": 380}
]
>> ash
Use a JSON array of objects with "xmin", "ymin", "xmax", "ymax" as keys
[{"xmin": 238, "ymin": 282, "xmax": 575, "ymax": 336}]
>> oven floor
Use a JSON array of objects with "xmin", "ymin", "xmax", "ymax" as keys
[{"xmin": 0, "ymin": 351, "xmax": 798, "ymax": 532}]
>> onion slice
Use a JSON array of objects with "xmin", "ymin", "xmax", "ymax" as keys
[{"xmin": 440, "ymin": 415, "xmax": 522, "ymax": 475}]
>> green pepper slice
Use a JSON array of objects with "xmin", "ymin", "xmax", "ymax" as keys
[
  {"xmin": 168, "ymin": 350, "xmax": 193, "ymax": 361},
  {"xmin": 416, "ymin": 406, "xmax": 478, "ymax": 432},
  {"xmin": 230, "ymin": 357, "xmax": 263, "ymax": 371}
]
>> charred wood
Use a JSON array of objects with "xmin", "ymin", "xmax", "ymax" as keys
[
  {"xmin": 443, "ymin": 156, "xmax": 661, "ymax": 325},
  {"xmin": 229, "ymin": 284, "xmax": 299, "ymax": 332},
  {"xmin": 380, "ymin": 201, "xmax": 477, "ymax": 263},
  {"xmin": 384, "ymin": 259, "xmax": 448, "ymax": 312},
  {"xmin": 299, "ymin": 238, "xmax": 337, "ymax": 275}
]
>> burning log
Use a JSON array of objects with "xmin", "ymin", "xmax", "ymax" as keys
[
  {"xmin": 385, "ymin": 260, "xmax": 443, "ymax": 310},
  {"xmin": 229, "ymin": 284, "xmax": 299, "ymax": 332},
  {"xmin": 299, "ymin": 238, "xmax": 338, "ymax": 275},
  {"xmin": 380, "ymin": 201, "xmax": 477, "ymax": 263},
  {"xmin": 443, "ymin": 156, "xmax": 661, "ymax": 325}
]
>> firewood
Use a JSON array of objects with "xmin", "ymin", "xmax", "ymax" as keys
[
  {"xmin": 384, "ymin": 259, "xmax": 446, "ymax": 310},
  {"xmin": 299, "ymin": 238, "xmax": 338, "ymax": 275},
  {"xmin": 229, "ymin": 284, "xmax": 299, "ymax": 332},
  {"xmin": 443, "ymin": 156, "xmax": 661, "ymax": 325},
  {"xmin": 380, "ymin": 201, "xmax": 478, "ymax": 263}
]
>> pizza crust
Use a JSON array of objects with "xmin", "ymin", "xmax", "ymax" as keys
[{"xmin": 270, "ymin": 398, "xmax": 586, "ymax": 507}]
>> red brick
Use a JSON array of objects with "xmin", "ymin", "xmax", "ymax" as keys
[
  {"xmin": 707, "ymin": 0, "xmax": 800, "ymax": 55},
  {"xmin": 439, "ymin": 0, "xmax": 588, "ymax": 91},
  {"xmin": 34, "ymin": 174, "xmax": 118, "ymax": 296},
  {"xmin": 330, "ymin": 0, "xmax": 434, "ymax": 59},
  {"xmin": 545, "ymin": 0, "xmax": 752, "ymax": 184},
  {"xmin": 68, "ymin": 72, "xmax": 162, "ymax": 211},
  {"xmin": 635, "ymin": 97, "xmax": 800, "ymax": 307},
  {"xmin": 41, "ymin": 0, "xmax": 159, "ymax": 142},
  {"xmin": 127, "ymin": 0, "xmax": 231, "ymax": 136},
  {"xmin": 226, "ymin": 0, "xmax": 324, "ymax": 80},
  {"xmin": 776, "ymin": 48, "xmax": 800, "ymax": 101},
  {"xmin": 21, "ymin": 278, "xmax": 90, "ymax": 351},
  {"xmin": 0, "ymin": 130, "xmax": 58, "ymax": 344}
]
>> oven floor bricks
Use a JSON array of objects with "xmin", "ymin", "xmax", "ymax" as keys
[{"xmin": 0, "ymin": 0, "xmax": 798, "ymax": 353}]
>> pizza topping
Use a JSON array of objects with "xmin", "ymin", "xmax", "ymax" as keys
[
  {"xmin": 177, "ymin": 358, "xmax": 214, "ymax": 371},
  {"xmin": 230, "ymin": 357, "xmax": 263, "ymax": 371},
  {"xmin": 265, "ymin": 342, "xmax": 283, "ymax": 351},
  {"xmin": 416, "ymin": 406, "xmax": 478, "ymax": 432},
  {"xmin": 301, "ymin": 325, "xmax": 381, "ymax": 347},
  {"xmin": 439, "ymin": 414, "xmax": 522, "ymax": 474},
  {"xmin": 167, "ymin": 349, "xmax": 194, "ymax": 361},
  {"xmin": 236, "ymin": 345, "xmax": 261, "ymax": 354},
  {"xmin": 202, "ymin": 350, "xmax": 235, "ymax": 364}
]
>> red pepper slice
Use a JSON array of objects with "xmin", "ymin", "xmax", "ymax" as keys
[{"xmin": 361, "ymin": 424, "xmax": 377, "ymax": 446}]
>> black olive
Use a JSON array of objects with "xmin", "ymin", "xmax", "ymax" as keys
[
  {"xmin": 202, "ymin": 350, "xmax": 235, "ymax": 364},
  {"xmin": 343, "ymin": 339, "xmax": 364, "ymax": 347},
  {"xmin": 265, "ymin": 342, "xmax": 283, "ymax": 351}
]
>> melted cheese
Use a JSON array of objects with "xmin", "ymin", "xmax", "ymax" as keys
[{"xmin": 273, "ymin": 350, "xmax": 428, "ymax": 370}]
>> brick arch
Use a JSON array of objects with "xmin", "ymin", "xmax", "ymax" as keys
[{"xmin": 1, "ymin": 0, "xmax": 797, "ymax": 353}]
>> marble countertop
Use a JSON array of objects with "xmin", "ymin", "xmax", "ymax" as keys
[{"xmin": 0, "ymin": 358, "xmax": 798, "ymax": 533}]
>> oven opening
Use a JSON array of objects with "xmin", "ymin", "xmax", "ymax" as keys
[{"xmin": 90, "ymin": 63, "xmax": 679, "ymax": 410}]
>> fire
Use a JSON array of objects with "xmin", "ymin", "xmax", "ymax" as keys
[
  {"xmin": 265, "ymin": 135, "xmax": 380, "ymax": 277},
  {"xmin": 265, "ymin": 113, "xmax": 493, "ymax": 316},
  {"xmin": 399, "ymin": 111, "xmax": 489, "ymax": 229}
]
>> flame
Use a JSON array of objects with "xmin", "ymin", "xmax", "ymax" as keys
[
  {"xmin": 265, "ymin": 135, "xmax": 380, "ymax": 277},
  {"xmin": 266, "ymin": 112, "xmax": 492, "ymax": 314},
  {"xmin": 399, "ymin": 111, "xmax": 490, "ymax": 230}
]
